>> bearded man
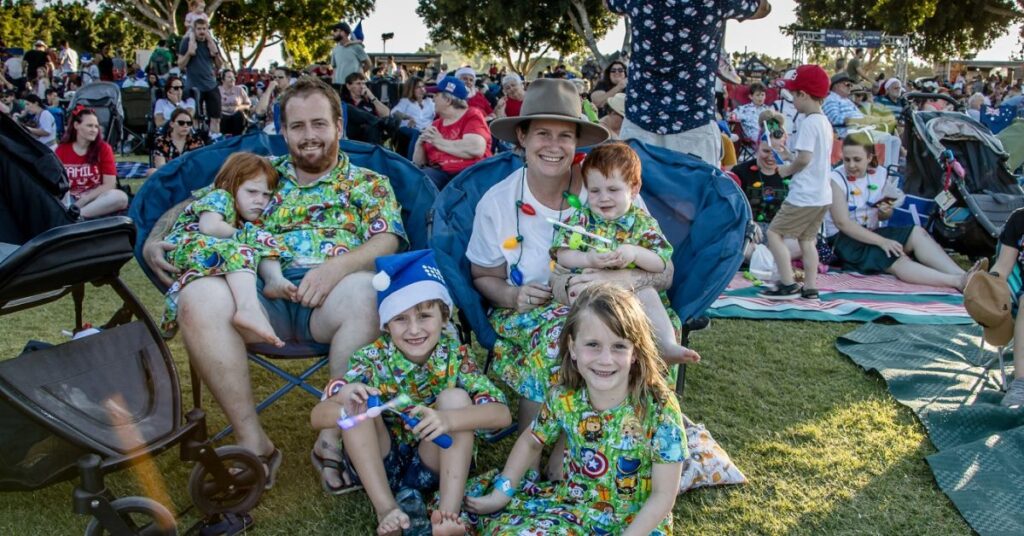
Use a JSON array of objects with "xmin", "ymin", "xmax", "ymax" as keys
[{"xmin": 141, "ymin": 76, "xmax": 405, "ymax": 490}]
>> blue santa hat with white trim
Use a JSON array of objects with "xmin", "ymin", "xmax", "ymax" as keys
[{"xmin": 372, "ymin": 249, "xmax": 453, "ymax": 329}]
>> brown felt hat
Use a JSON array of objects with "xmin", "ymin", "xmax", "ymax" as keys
[
  {"xmin": 963, "ymin": 271, "xmax": 1014, "ymax": 346},
  {"xmin": 489, "ymin": 78, "xmax": 609, "ymax": 148}
]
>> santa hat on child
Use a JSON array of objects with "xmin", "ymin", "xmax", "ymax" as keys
[{"xmin": 372, "ymin": 250, "xmax": 453, "ymax": 329}]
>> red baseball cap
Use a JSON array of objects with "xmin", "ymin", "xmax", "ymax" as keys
[{"xmin": 784, "ymin": 65, "xmax": 830, "ymax": 99}]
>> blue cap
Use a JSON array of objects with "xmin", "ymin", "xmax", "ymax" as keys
[
  {"xmin": 426, "ymin": 76, "xmax": 469, "ymax": 100},
  {"xmin": 371, "ymin": 250, "xmax": 453, "ymax": 329}
]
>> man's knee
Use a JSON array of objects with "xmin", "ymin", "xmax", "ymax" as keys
[{"xmin": 436, "ymin": 388, "xmax": 471, "ymax": 409}]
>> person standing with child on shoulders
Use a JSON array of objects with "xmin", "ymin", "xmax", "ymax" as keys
[{"xmin": 178, "ymin": 17, "xmax": 224, "ymax": 138}]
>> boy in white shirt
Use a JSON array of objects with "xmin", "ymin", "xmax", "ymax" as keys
[{"xmin": 760, "ymin": 64, "xmax": 833, "ymax": 300}]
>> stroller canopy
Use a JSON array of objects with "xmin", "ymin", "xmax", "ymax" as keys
[
  {"xmin": 904, "ymin": 111, "xmax": 1017, "ymax": 199},
  {"xmin": 68, "ymin": 81, "xmax": 125, "ymax": 148},
  {"xmin": 430, "ymin": 140, "xmax": 750, "ymax": 349}
]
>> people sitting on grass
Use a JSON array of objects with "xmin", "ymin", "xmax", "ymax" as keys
[
  {"xmin": 390, "ymin": 77, "xmax": 434, "ymax": 158},
  {"xmin": 143, "ymin": 75, "xmax": 406, "ymax": 496},
  {"xmin": 153, "ymin": 75, "xmax": 196, "ymax": 128},
  {"xmin": 412, "ymin": 76, "xmax": 491, "ymax": 190},
  {"xmin": 823, "ymin": 136, "xmax": 974, "ymax": 291},
  {"xmin": 340, "ymin": 71, "xmax": 391, "ymax": 119},
  {"xmin": 151, "ymin": 108, "xmax": 206, "ymax": 171},
  {"xmin": 464, "ymin": 284, "xmax": 687, "ymax": 535},
  {"xmin": 54, "ymin": 106, "xmax": 129, "ymax": 219},
  {"xmin": 17, "ymin": 94, "xmax": 57, "ymax": 148},
  {"xmin": 311, "ymin": 250, "xmax": 510, "ymax": 535}
]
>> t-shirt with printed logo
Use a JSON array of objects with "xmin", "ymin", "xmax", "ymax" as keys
[
  {"xmin": 605, "ymin": 0, "xmax": 761, "ymax": 134},
  {"xmin": 55, "ymin": 141, "xmax": 117, "ymax": 197}
]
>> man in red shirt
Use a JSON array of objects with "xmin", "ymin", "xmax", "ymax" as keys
[{"xmin": 413, "ymin": 76, "xmax": 492, "ymax": 190}]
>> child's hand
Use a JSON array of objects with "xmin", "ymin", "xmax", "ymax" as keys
[
  {"xmin": 592, "ymin": 250, "xmax": 625, "ymax": 269},
  {"xmin": 340, "ymin": 382, "xmax": 379, "ymax": 416},
  {"xmin": 614, "ymin": 245, "xmax": 640, "ymax": 268},
  {"xmin": 464, "ymin": 490, "xmax": 511, "ymax": 515},
  {"xmin": 262, "ymin": 276, "xmax": 298, "ymax": 301},
  {"xmin": 407, "ymin": 405, "xmax": 451, "ymax": 442}
]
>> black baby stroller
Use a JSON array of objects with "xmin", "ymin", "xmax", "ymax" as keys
[
  {"xmin": 68, "ymin": 82, "xmax": 125, "ymax": 153},
  {"xmin": 901, "ymin": 92, "xmax": 1024, "ymax": 258},
  {"xmin": 0, "ymin": 115, "xmax": 266, "ymax": 534}
]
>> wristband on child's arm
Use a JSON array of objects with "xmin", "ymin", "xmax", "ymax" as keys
[{"xmin": 493, "ymin": 474, "xmax": 517, "ymax": 497}]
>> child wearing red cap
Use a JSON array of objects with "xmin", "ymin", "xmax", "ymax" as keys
[{"xmin": 760, "ymin": 64, "xmax": 833, "ymax": 300}]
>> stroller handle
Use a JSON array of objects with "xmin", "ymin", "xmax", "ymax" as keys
[{"xmin": 902, "ymin": 92, "xmax": 962, "ymax": 110}]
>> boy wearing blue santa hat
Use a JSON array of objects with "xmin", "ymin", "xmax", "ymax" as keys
[{"xmin": 311, "ymin": 249, "xmax": 511, "ymax": 536}]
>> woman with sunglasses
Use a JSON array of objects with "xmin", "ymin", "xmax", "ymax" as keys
[
  {"xmin": 589, "ymin": 61, "xmax": 627, "ymax": 116},
  {"xmin": 154, "ymin": 75, "xmax": 196, "ymax": 128},
  {"xmin": 151, "ymin": 108, "xmax": 206, "ymax": 170}
]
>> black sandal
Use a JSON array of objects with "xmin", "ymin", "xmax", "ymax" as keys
[
  {"xmin": 801, "ymin": 288, "xmax": 820, "ymax": 299},
  {"xmin": 259, "ymin": 448, "xmax": 283, "ymax": 491},
  {"xmin": 310, "ymin": 448, "xmax": 362, "ymax": 495}
]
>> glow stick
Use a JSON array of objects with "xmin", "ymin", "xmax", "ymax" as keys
[{"xmin": 546, "ymin": 218, "xmax": 613, "ymax": 244}]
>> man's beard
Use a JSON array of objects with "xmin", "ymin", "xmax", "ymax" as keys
[
  {"xmin": 333, "ymin": 34, "xmax": 343, "ymax": 43},
  {"xmin": 291, "ymin": 135, "xmax": 339, "ymax": 176}
]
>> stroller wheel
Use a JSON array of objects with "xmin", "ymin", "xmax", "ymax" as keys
[
  {"xmin": 84, "ymin": 496, "xmax": 177, "ymax": 536},
  {"xmin": 188, "ymin": 446, "xmax": 266, "ymax": 515}
]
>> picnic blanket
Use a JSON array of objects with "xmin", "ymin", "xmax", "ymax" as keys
[
  {"xmin": 836, "ymin": 324, "xmax": 1024, "ymax": 536},
  {"xmin": 707, "ymin": 272, "xmax": 971, "ymax": 324},
  {"xmin": 116, "ymin": 161, "xmax": 149, "ymax": 179}
]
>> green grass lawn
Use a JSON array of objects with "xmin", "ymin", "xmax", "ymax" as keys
[{"xmin": 0, "ymin": 261, "xmax": 972, "ymax": 535}]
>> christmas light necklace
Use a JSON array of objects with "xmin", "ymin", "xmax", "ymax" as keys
[{"xmin": 503, "ymin": 156, "xmax": 584, "ymax": 286}]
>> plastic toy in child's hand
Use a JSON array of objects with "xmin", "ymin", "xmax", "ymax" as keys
[
  {"xmin": 337, "ymin": 393, "xmax": 412, "ymax": 430},
  {"xmin": 341, "ymin": 394, "xmax": 453, "ymax": 449},
  {"xmin": 567, "ymin": 232, "xmax": 612, "ymax": 254}
]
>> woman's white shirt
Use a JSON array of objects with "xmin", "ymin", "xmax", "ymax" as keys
[{"xmin": 391, "ymin": 97, "xmax": 435, "ymax": 130}]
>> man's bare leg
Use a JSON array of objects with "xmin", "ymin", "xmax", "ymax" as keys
[
  {"xmin": 309, "ymin": 271, "xmax": 382, "ymax": 489},
  {"xmin": 178, "ymin": 277, "xmax": 274, "ymax": 457}
]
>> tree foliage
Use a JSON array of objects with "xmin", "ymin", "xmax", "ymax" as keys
[
  {"xmin": 417, "ymin": 0, "xmax": 617, "ymax": 75},
  {"xmin": 788, "ymin": 0, "xmax": 1024, "ymax": 61},
  {"xmin": 1, "ymin": 0, "xmax": 149, "ymax": 54}
]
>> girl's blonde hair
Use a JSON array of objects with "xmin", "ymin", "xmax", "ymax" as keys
[{"xmin": 556, "ymin": 283, "xmax": 674, "ymax": 420}]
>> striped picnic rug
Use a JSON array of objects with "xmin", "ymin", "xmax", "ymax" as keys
[{"xmin": 708, "ymin": 272, "xmax": 971, "ymax": 324}]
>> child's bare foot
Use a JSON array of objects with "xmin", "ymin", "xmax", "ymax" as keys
[
  {"xmin": 430, "ymin": 510, "xmax": 467, "ymax": 536},
  {"xmin": 262, "ymin": 277, "xmax": 298, "ymax": 301},
  {"xmin": 232, "ymin": 308, "xmax": 285, "ymax": 347},
  {"xmin": 663, "ymin": 343, "xmax": 701, "ymax": 364},
  {"xmin": 376, "ymin": 507, "xmax": 410, "ymax": 536}
]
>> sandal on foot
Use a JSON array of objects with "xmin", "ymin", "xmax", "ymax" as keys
[
  {"xmin": 259, "ymin": 448, "xmax": 283, "ymax": 491},
  {"xmin": 310, "ymin": 447, "xmax": 362, "ymax": 495},
  {"xmin": 758, "ymin": 282, "xmax": 801, "ymax": 300},
  {"xmin": 801, "ymin": 288, "xmax": 820, "ymax": 299}
]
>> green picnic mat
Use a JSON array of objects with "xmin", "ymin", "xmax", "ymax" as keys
[{"xmin": 836, "ymin": 324, "xmax": 1024, "ymax": 536}]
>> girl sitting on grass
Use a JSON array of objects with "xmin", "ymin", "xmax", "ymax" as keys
[{"xmin": 465, "ymin": 282, "xmax": 687, "ymax": 535}]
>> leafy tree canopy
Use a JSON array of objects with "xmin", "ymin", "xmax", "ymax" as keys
[
  {"xmin": 788, "ymin": 0, "xmax": 1024, "ymax": 61},
  {"xmin": 417, "ymin": 0, "xmax": 617, "ymax": 74}
]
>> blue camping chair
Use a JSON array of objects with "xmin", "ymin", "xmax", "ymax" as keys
[
  {"xmin": 429, "ymin": 139, "xmax": 751, "ymax": 396},
  {"xmin": 130, "ymin": 131, "xmax": 436, "ymax": 440}
]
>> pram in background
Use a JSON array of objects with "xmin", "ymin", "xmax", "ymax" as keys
[
  {"xmin": 0, "ymin": 116, "xmax": 265, "ymax": 534},
  {"xmin": 899, "ymin": 92, "xmax": 1024, "ymax": 258}
]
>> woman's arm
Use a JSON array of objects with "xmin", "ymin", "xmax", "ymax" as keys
[
  {"xmin": 197, "ymin": 211, "xmax": 237, "ymax": 238},
  {"xmin": 621, "ymin": 462, "xmax": 684, "ymax": 536},
  {"xmin": 411, "ymin": 133, "xmax": 428, "ymax": 166},
  {"xmin": 471, "ymin": 262, "xmax": 519, "ymax": 309},
  {"xmin": 591, "ymin": 84, "xmax": 622, "ymax": 109},
  {"xmin": 74, "ymin": 174, "xmax": 117, "ymax": 207},
  {"xmin": 152, "ymin": 153, "xmax": 167, "ymax": 169},
  {"xmin": 429, "ymin": 133, "xmax": 487, "ymax": 159}
]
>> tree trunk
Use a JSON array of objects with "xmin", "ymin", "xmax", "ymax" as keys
[{"xmin": 568, "ymin": 0, "xmax": 606, "ymax": 66}]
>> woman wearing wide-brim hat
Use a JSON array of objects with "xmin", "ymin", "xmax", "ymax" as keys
[{"xmin": 465, "ymin": 78, "xmax": 677, "ymax": 453}]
